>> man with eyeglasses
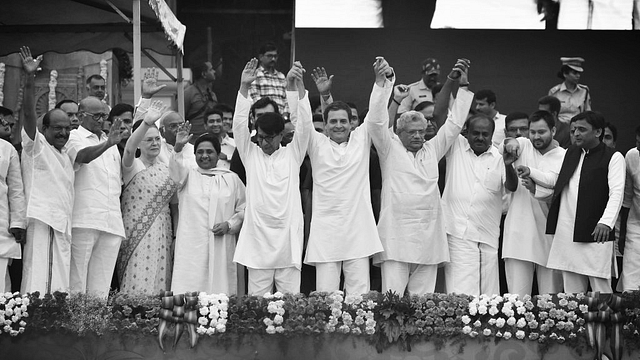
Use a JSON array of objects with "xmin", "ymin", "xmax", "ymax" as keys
[
  {"xmin": 233, "ymin": 59, "xmax": 312, "ymax": 296},
  {"xmin": 65, "ymin": 95, "xmax": 127, "ymax": 298},
  {"xmin": 249, "ymin": 42, "xmax": 289, "ymax": 114},
  {"xmin": 369, "ymin": 59, "xmax": 472, "ymax": 296}
]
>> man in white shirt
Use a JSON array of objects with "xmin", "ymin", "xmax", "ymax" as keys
[
  {"xmin": 474, "ymin": 89, "xmax": 506, "ymax": 148},
  {"xmin": 619, "ymin": 125, "xmax": 640, "ymax": 291},
  {"xmin": 501, "ymin": 111, "xmax": 566, "ymax": 296},
  {"xmin": 304, "ymin": 57, "xmax": 393, "ymax": 296},
  {"xmin": 370, "ymin": 59, "xmax": 473, "ymax": 295},
  {"xmin": 541, "ymin": 111, "xmax": 625, "ymax": 293},
  {"xmin": 66, "ymin": 96, "xmax": 126, "ymax": 298},
  {"xmin": 204, "ymin": 107, "xmax": 235, "ymax": 170},
  {"xmin": 18, "ymin": 47, "xmax": 75, "ymax": 295},
  {"xmin": 442, "ymin": 113, "xmax": 518, "ymax": 296},
  {"xmin": 233, "ymin": 59, "xmax": 312, "ymax": 295}
]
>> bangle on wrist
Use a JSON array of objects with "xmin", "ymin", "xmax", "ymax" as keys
[
  {"xmin": 459, "ymin": 83, "xmax": 469, "ymax": 87},
  {"xmin": 447, "ymin": 75, "xmax": 459, "ymax": 81},
  {"xmin": 393, "ymin": 98, "xmax": 401, "ymax": 105}
]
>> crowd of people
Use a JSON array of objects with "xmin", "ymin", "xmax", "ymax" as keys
[{"xmin": 0, "ymin": 43, "xmax": 638, "ymax": 301}]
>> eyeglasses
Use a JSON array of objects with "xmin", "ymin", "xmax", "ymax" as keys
[
  {"xmin": 80, "ymin": 111, "xmax": 108, "ymax": 121},
  {"xmin": 424, "ymin": 116, "xmax": 434, "ymax": 122},
  {"xmin": 402, "ymin": 129, "xmax": 427, "ymax": 137},
  {"xmin": 257, "ymin": 133, "xmax": 280, "ymax": 142},
  {"xmin": 165, "ymin": 122, "xmax": 184, "ymax": 130}
]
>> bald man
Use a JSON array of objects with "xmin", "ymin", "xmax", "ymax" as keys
[{"xmin": 66, "ymin": 96, "xmax": 126, "ymax": 298}]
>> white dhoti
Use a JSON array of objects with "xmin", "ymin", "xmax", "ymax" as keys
[
  {"xmin": 21, "ymin": 219, "xmax": 71, "ymax": 295},
  {"xmin": 70, "ymin": 228, "xmax": 122, "ymax": 298},
  {"xmin": 0, "ymin": 257, "xmax": 10, "ymax": 292},
  {"xmin": 621, "ymin": 224, "xmax": 640, "ymax": 291},
  {"xmin": 445, "ymin": 235, "xmax": 499, "ymax": 296}
]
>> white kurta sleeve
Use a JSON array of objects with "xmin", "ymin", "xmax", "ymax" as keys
[
  {"xmin": 286, "ymin": 90, "xmax": 312, "ymax": 164},
  {"xmin": 529, "ymin": 166, "xmax": 560, "ymax": 188},
  {"xmin": 169, "ymin": 150, "xmax": 190, "ymax": 188},
  {"xmin": 599, "ymin": 152, "xmax": 626, "ymax": 228},
  {"xmin": 624, "ymin": 151, "xmax": 635, "ymax": 208},
  {"xmin": 232, "ymin": 92, "xmax": 255, "ymax": 163},
  {"xmin": 533, "ymin": 183, "xmax": 554, "ymax": 202},
  {"xmin": 431, "ymin": 89, "xmax": 474, "ymax": 159},
  {"xmin": 362, "ymin": 76, "xmax": 395, "ymax": 140},
  {"xmin": 226, "ymin": 175, "xmax": 246, "ymax": 235},
  {"xmin": 7, "ymin": 146, "xmax": 26, "ymax": 229}
]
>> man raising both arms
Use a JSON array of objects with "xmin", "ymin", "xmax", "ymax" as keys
[{"xmin": 304, "ymin": 57, "xmax": 394, "ymax": 295}]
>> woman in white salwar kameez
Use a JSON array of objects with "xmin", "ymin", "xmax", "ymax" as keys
[{"xmin": 170, "ymin": 128, "xmax": 246, "ymax": 295}]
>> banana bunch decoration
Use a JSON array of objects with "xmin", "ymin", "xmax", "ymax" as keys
[{"xmin": 158, "ymin": 291, "xmax": 200, "ymax": 351}]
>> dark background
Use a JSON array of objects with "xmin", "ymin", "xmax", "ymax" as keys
[{"xmin": 177, "ymin": 0, "xmax": 640, "ymax": 152}]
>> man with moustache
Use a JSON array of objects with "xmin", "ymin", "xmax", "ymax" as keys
[
  {"xmin": 204, "ymin": 107, "xmax": 235, "ymax": 170},
  {"xmin": 249, "ymin": 42, "xmax": 288, "ymax": 114},
  {"xmin": 397, "ymin": 58, "xmax": 441, "ymax": 114},
  {"xmin": 370, "ymin": 59, "xmax": 473, "ymax": 295},
  {"xmin": 529, "ymin": 111, "xmax": 624, "ymax": 293},
  {"xmin": 501, "ymin": 111, "xmax": 565, "ymax": 296},
  {"xmin": 442, "ymin": 111, "xmax": 519, "ymax": 296}
]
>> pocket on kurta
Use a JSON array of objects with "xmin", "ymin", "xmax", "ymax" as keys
[
  {"xmin": 483, "ymin": 171, "xmax": 502, "ymax": 193},
  {"xmin": 254, "ymin": 208, "xmax": 286, "ymax": 228}
]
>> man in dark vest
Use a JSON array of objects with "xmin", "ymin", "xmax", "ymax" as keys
[{"xmin": 543, "ymin": 111, "xmax": 625, "ymax": 293}]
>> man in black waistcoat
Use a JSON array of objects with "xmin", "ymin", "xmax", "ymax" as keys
[{"xmin": 543, "ymin": 111, "xmax": 625, "ymax": 293}]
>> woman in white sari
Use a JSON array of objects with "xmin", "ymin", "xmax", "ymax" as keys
[
  {"xmin": 170, "ymin": 124, "xmax": 245, "ymax": 295},
  {"xmin": 118, "ymin": 101, "xmax": 178, "ymax": 294}
]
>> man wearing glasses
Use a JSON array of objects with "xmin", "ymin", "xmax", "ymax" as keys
[
  {"xmin": 65, "ymin": 96, "xmax": 126, "ymax": 298},
  {"xmin": 233, "ymin": 59, "xmax": 311, "ymax": 296},
  {"xmin": 249, "ymin": 42, "xmax": 289, "ymax": 115}
]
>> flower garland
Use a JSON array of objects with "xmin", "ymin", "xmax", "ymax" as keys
[
  {"xmin": 0, "ymin": 62, "xmax": 5, "ymax": 106},
  {"xmin": 197, "ymin": 292, "xmax": 229, "ymax": 336},
  {"xmin": 263, "ymin": 292, "xmax": 286, "ymax": 334},
  {"xmin": 100, "ymin": 59, "xmax": 108, "ymax": 103},
  {"xmin": 48, "ymin": 70, "xmax": 58, "ymax": 110},
  {"xmin": 0, "ymin": 292, "xmax": 30, "ymax": 336}
]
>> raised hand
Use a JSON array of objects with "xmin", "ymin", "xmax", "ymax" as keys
[
  {"xmin": 107, "ymin": 118, "xmax": 125, "ymax": 146},
  {"xmin": 241, "ymin": 58, "xmax": 259, "ymax": 86},
  {"xmin": 142, "ymin": 67, "xmax": 166, "ymax": 98},
  {"xmin": 373, "ymin": 57, "xmax": 393, "ymax": 87},
  {"xmin": 287, "ymin": 61, "xmax": 305, "ymax": 90},
  {"xmin": 144, "ymin": 100, "xmax": 167, "ymax": 126},
  {"xmin": 19, "ymin": 46, "xmax": 43, "ymax": 75},
  {"xmin": 175, "ymin": 122, "xmax": 193, "ymax": 148},
  {"xmin": 448, "ymin": 58, "xmax": 470, "ymax": 81},
  {"xmin": 310, "ymin": 67, "xmax": 333, "ymax": 96},
  {"xmin": 393, "ymin": 85, "xmax": 410, "ymax": 103}
]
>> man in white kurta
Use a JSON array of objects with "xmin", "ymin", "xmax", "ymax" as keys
[
  {"xmin": 233, "ymin": 60, "xmax": 312, "ymax": 295},
  {"xmin": 442, "ymin": 114, "xmax": 517, "ymax": 296},
  {"xmin": 66, "ymin": 96, "xmax": 126, "ymax": 298},
  {"xmin": 18, "ymin": 48, "xmax": 75, "ymax": 295},
  {"xmin": 0, "ymin": 139, "xmax": 26, "ymax": 292},
  {"xmin": 502, "ymin": 112, "xmax": 566, "ymax": 297},
  {"xmin": 619, "ymin": 132, "xmax": 640, "ymax": 291},
  {"xmin": 542, "ymin": 114, "xmax": 625, "ymax": 293},
  {"xmin": 370, "ymin": 69, "xmax": 473, "ymax": 295},
  {"xmin": 304, "ymin": 58, "xmax": 392, "ymax": 295}
]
